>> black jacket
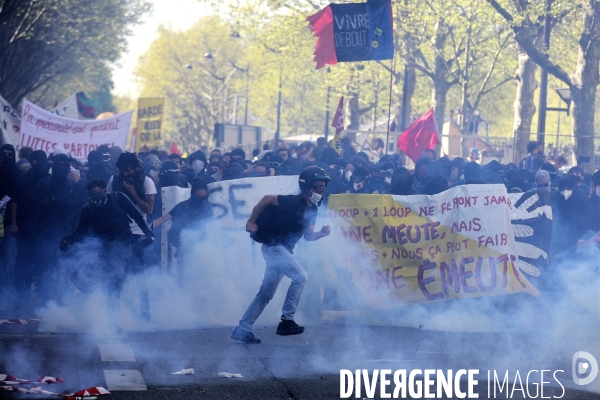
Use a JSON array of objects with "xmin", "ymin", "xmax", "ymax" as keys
[{"xmin": 64, "ymin": 192, "xmax": 151, "ymax": 245}]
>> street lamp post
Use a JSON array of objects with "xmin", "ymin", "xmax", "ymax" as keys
[
  {"xmin": 244, "ymin": 64, "xmax": 250, "ymax": 126},
  {"xmin": 275, "ymin": 68, "xmax": 282, "ymax": 147}
]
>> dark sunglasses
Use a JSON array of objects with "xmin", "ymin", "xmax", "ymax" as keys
[
  {"xmin": 57, "ymin": 162, "xmax": 70, "ymax": 170},
  {"xmin": 536, "ymin": 182, "xmax": 549, "ymax": 187}
]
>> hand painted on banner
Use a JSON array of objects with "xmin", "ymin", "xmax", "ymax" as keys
[{"xmin": 327, "ymin": 185, "xmax": 538, "ymax": 307}]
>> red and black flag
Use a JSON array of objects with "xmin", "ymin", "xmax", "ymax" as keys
[{"xmin": 307, "ymin": 0, "xmax": 394, "ymax": 69}]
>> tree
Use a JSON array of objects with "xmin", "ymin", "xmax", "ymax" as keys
[
  {"xmin": 135, "ymin": 19, "xmax": 248, "ymax": 151},
  {"xmin": 487, "ymin": 0, "xmax": 599, "ymax": 169},
  {"xmin": 0, "ymin": 0, "xmax": 149, "ymax": 109},
  {"xmin": 399, "ymin": 0, "xmax": 514, "ymax": 132}
]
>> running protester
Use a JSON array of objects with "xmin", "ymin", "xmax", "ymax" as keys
[{"xmin": 231, "ymin": 166, "xmax": 331, "ymax": 344}]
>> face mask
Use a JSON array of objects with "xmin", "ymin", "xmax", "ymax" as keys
[
  {"xmin": 344, "ymin": 170, "xmax": 353, "ymax": 182},
  {"xmin": 192, "ymin": 160, "xmax": 204, "ymax": 174},
  {"xmin": 309, "ymin": 191, "xmax": 322, "ymax": 205},
  {"xmin": 88, "ymin": 190, "xmax": 106, "ymax": 207},
  {"xmin": 52, "ymin": 163, "xmax": 69, "ymax": 179},
  {"xmin": 122, "ymin": 175, "xmax": 134, "ymax": 185},
  {"xmin": 353, "ymin": 182, "xmax": 365, "ymax": 191},
  {"xmin": 560, "ymin": 189, "xmax": 572, "ymax": 201},
  {"xmin": 384, "ymin": 177, "xmax": 392, "ymax": 185},
  {"xmin": 31, "ymin": 163, "xmax": 46, "ymax": 174},
  {"xmin": 190, "ymin": 195, "xmax": 207, "ymax": 206}
]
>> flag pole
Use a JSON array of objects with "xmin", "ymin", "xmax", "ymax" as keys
[{"xmin": 384, "ymin": 55, "xmax": 395, "ymax": 155}]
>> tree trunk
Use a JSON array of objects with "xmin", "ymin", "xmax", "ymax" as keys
[
  {"xmin": 432, "ymin": 18, "xmax": 450, "ymax": 132},
  {"xmin": 571, "ymin": 0, "xmax": 600, "ymax": 173},
  {"xmin": 513, "ymin": 45, "xmax": 539, "ymax": 163},
  {"xmin": 396, "ymin": 63, "xmax": 416, "ymax": 130},
  {"xmin": 432, "ymin": 83, "xmax": 448, "ymax": 136}
]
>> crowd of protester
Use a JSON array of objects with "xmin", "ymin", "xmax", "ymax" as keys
[{"xmin": 1, "ymin": 136, "xmax": 599, "ymax": 326}]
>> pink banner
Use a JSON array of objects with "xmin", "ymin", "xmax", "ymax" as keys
[{"xmin": 20, "ymin": 99, "xmax": 131, "ymax": 160}]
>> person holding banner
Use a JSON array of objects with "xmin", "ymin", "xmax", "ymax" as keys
[{"xmin": 231, "ymin": 166, "xmax": 332, "ymax": 344}]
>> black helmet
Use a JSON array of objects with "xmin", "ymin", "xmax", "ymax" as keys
[{"xmin": 298, "ymin": 166, "xmax": 331, "ymax": 193}]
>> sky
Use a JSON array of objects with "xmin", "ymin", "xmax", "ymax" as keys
[{"xmin": 111, "ymin": 0, "xmax": 212, "ymax": 98}]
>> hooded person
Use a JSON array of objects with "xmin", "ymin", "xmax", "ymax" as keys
[
  {"xmin": 507, "ymin": 177, "xmax": 527, "ymax": 194},
  {"xmin": 231, "ymin": 166, "xmax": 331, "ymax": 343},
  {"xmin": 421, "ymin": 176, "xmax": 449, "ymax": 195},
  {"xmin": 387, "ymin": 167, "xmax": 415, "ymax": 195},
  {"xmin": 279, "ymin": 157, "xmax": 300, "ymax": 176},
  {"xmin": 222, "ymin": 163, "xmax": 244, "ymax": 181},
  {"xmin": 347, "ymin": 166, "xmax": 378, "ymax": 194},
  {"xmin": 0, "ymin": 143, "xmax": 20, "ymax": 207},
  {"xmin": 230, "ymin": 148, "xmax": 246, "ymax": 163},
  {"xmin": 12, "ymin": 150, "xmax": 50, "ymax": 301},
  {"xmin": 481, "ymin": 160, "xmax": 504, "ymax": 184},
  {"xmin": 452, "ymin": 162, "xmax": 485, "ymax": 186},
  {"xmin": 107, "ymin": 152, "xmax": 157, "ymax": 321},
  {"xmin": 32, "ymin": 153, "xmax": 85, "ymax": 302},
  {"xmin": 151, "ymin": 178, "xmax": 213, "ymax": 263},
  {"xmin": 144, "ymin": 159, "xmax": 183, "ymax": 267},
  {"xmin": 60, "ymin": 178, "xmax": 155, "ymax": 334},
  {"xmin": 551, "ymin": 174, "xmax": 593, "ymax": 257},
  {"xmin": 185, "ymin": 150, "xmax": 215, "ymax": 183},
  {"xmin": 375, "ymin": 162, "xmax": 395, "ymax": 193},
  {"xmin": 0, "ymin": 144, "xmax": 21, "ymax": 303},
  {"xmin": 85, "ymin": 150, "xmax": 113, "ymax": 185}
]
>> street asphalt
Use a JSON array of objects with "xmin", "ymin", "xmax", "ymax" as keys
[{"xmin": 2, "ymin": 316, "xmax": 600, "ymax": 399}]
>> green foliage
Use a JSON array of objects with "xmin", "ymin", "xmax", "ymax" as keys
[{"xmin": 0, "ymin": 0, "xmax": 150, "ymax": 110}]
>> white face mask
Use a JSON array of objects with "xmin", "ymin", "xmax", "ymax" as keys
[
  {"xmin": 596, "ymin": 186, "xmax": 600, "ymax": 197},
  {"xmin": 309, "ymin": 192, "xmax": 322, "ymax": 205},
  {"xmin": 560, "ymin": 189, "xmax": 573, "ymax": 201},
  {"xmin": 384, "ymin": 177, "xmax": 392, "ymax": 185},
  {"xmin": 192, "ymin": 160, "xmax": 204, "ymax": 174},
  {"xmin": 344, "ymin": 170, "xmax": 353, "ymax": 182}
]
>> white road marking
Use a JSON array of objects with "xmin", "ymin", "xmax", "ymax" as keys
[
  {"xmin": 98, "ymin": 344, "xmax": 136, "ymax": 362},
  {"xmin": 103, "ymin": 370, "xmax": 147, "ymax": 391}
]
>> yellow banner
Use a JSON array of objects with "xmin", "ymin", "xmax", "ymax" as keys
[
  {"xmin": 327, "ymin": 185, "xmax": 539, "ymax": 308},
  {"xmin": 135, "ymin": 98, "xmax": 164, "ymax": 152}
]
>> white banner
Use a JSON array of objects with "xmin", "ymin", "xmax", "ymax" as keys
[
  {"xmin": 48, "ymin": 94, "xmax": 79, "ymax": 119},
  {"xmin": 207, "ymin": 176, "xmax": 300, "ymax": 229},
  {"xmin": 20, "ymin": 99, "xmax": 131, "ymax": 160},
  {"xmin": 0, "ymin": 95, "xmax": 20, "ymax": 146}
]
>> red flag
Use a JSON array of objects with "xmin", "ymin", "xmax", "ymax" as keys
[
  {"xmin": 306, "ymin": 5, "xmax": 338, "ymax": 70},
  {"xmin": 170, "ymin": 142, "xmax": 181, "ymax": 155},
  {"xmin": 330, "ymin": 96, "xmax": 344, "ymax": 153},
  {"xmin": 397, "ymin": 109, "xmax": 440, "ymax": 163}
]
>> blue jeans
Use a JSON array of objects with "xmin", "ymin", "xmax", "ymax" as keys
[{"xmin": 238, "ymin": 245, "xmax": 308, "ymax": 332}]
